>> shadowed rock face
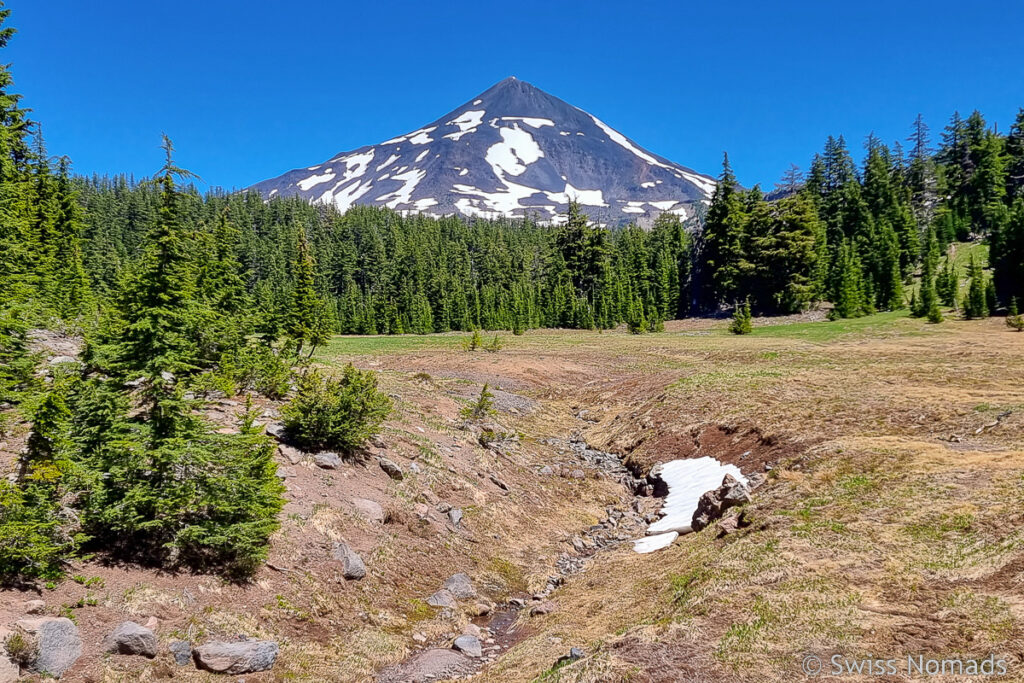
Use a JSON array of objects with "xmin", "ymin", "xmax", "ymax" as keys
[{"xmin": 250, "ymin": 77, "xmax": 714, "ymax": 226}]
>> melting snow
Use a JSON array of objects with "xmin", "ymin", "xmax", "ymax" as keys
[
  {"xmin": 322, "ymin": 179, "xmax": 373, "ymax": 214},
  {"xmin": 375, "ymin": 168, "xmax": 426, "ymax": 208},
  {"xmin": 337, "ymin": 150, "xmax": 374, "ymax": 183},
  {"xmin": 649, "ymin": 200, "xmax": 678, "ymax": 210},
  {"xmin": 375, "ymin": 154, "xmax": 400, "ymax": 172},
  {"xmin": 485, "ymin": 125, "xmax": 544, "ymax": 177},
  {"xmin": 411, "ymin": 197, "xmax": 438, "ymax": 211},
  {"xmin": 472, "ymin": 99, "xmax": 482, "ymax": 105},
  {"xmin": 559, "ymin": 131, "xmax": 570, "ymax": 136},
  {"xmin": 633, "ymin": 532, "xmax": 678, "ymax": 554},
  {"xmin": 643, "ymin": 457, "xmax": 746, "ymax": 541},
  {"xmin": 444, "ymin": 110, "xmax": 485, "ymax": 141},
  {"xmin": 499, "ymin": 116, "xmax": 555, "ymax": 128},
  {"xmin": 545, "ymin": 182, "xmax": 607, "ymax": 207},
  {"xmin": 408, "ymin": 126, "xmax": 436, "ymax": 145},
  {"xmin": 640, "ymin": 181, "xmax": 656, "ymax": 189},
  {"xmin": 297, "ymin": 171, "xmax": 336, "ymax": 191},
  {"xmin": 415, "ymin": 149, "xmax": 430, "ymax": 163}
]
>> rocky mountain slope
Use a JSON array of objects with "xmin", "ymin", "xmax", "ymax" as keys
[{"xmin": 250, "ymin": 77, "xmax": 716, "ymax": 226}]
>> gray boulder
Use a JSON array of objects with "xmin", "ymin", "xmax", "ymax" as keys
[
  {"xmin": 691, "ymin": 474, "xmax": 751, "ymax": 532},
  {"xmin": 332, "ymin": 542, "xmax": 367, "ymax": 580},
  {"xmin": 14, "ymin": 617, "xmax": 81, "ymax": 678},
  {"xmin": 192, "ymin": 640, "xmax": 279, "ymax": 675},
  {"xmin": 447, "ymin": 508, "xmax": 463, "ymax": 527},
  {"xmin": 265, "ymin": 422, "xmax": 287, "ymax": 439},
  {"xmin": 442, "ymin": 573, "xmax": 476, "ymax": 599},
  {"xmin": 426, "ymin": 589, "xmax": 456, "ymax": 609},
  {"xmin": 379, "ymin": 457, "xmax": 404, "ymax": 480},
  {"xmin": 103, "ymin": 621, "xmax": 157, "ymax": 658},
  {"xmin": 452, "ymin": 634, "xmax": 482, "ymax": 658},
  {"xmin": 169, "ymin": 640, "xmax": 192, "ymax": 666},
  {"xmin": 352, "ymin": 498, "xmax": 385, "ymax": 524},
  {"xmin": 314, "ymin": 452, "xmax": 342, "ymax": 469}
]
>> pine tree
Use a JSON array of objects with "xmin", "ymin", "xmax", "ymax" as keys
[
  {"xmin": 830, "ymin": 240, "xmax": 869, "ymax": 319},
  {"xmin": 963, "ymin": 254, "xmax": 988, "ymax": 319},
  {"xmin": 699, "ymin": 154, "xmax": 746, "ymax": 310},
  {"xmin": 1006, "ymin": 297, "xmax": 1024, "ymax": 331},
  {"xmin": 284, "ymin": 229, "xmax": 331, "ymax": 357}
]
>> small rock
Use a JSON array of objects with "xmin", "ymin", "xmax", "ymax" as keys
[
  {"xmin": 14, "ymin": 616, "xmax": 81, "ymax": 678},
  {"xmin": 408, "ymin": 462, "xmax": 422, "ymax": 474},
  {"xmin": 538, "ymin": 465, "xmax": 553, "ymax": 476},
  {"xmin": 314, "ymin": 452, "xmax": 341, "ymax": 469},
  {"xmin": 416, "ymin": 490, "xmax": 439, "ymax": 506},
  {"xmin": 412, "ymin": 633, "xmax": 427, "ymax": 644},
  {"xmin": 192, "ymin": 640, "xmax": 279, "ymax": 675},
  {"xmin": 426, "ymin": 589, "xmax": 457, "ymax": 609},
  {"xmin": 376, "ymin": 649, "xmax": 475, "ymax": 683},
  {"xmin": 509, "ymin": 597, "xmax": 526, "ymax": 608},
  {"xmin": 23, "ymin": 600, "xmax": 45, "ymax": 615},
  {"xmin": 447, "ymin": 508, "xmax": 463, "ymax": 527},
  {"xmin": 489, "ymin": 474, "xmax": 509, "ymax": 490},
  {"xmin": 746, "ymin": 472, "xmax": 767, "ymax": 490},
  {"xmin": 467, "ymin": 602, "xmax": 491, "ymax": 617},
  {"xmin": 716, "ymin": 516, "xmax": 739, "ymax": 537},
  {"xmin": 278, "ymin": 444, "xmax": 304, "ymax": 465},
  {"xmin": 452, "ymin": 635, "xmax": 482, "ymax": 658},
  {"xmin": 169, "ymin": 640, "xmax": 192, "ymax": 666},
  {"xmin": 370, "ymin": 436, "xmax": 387, "ymax": 449},
  {"xmin": 103, "ymin": 621, "xmax": 158, "ymax": 658},
  {"xmin": 332, "ymin": 542, "xmax": 366, "ymax": 580},
  {"xmin": 47, "ymin": 355, "xmax": 78, "ymax": 366},
  {"xmin": 379, "ymin": 457, "xmax": 404, "ymax": 481},
  {"xmin": 530, "ymin": 601, "xmax": 556, "ymax": 616},
  {"xmin": 351, "ymin": 498, "xmax": 385, "ymax": 524},
  {"xmin": 265, "ymin": 422, "xmax": 287, "ymax": 440},
  {"xmin": 443, "ymin": 573, "xmax": 476, "ymax": 599},
  {"xmin": 569, "ymin": 469, "xmax": 586, "ymax": 480},
  {"xmin": 462, "ymin": 624, "xmax": 482, "ymax": 638},
  {"xmin": 555, "ymin": 647, "xmax": 585, "ymax": 666}
]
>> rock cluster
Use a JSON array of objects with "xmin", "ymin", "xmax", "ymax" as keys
[{"xmin": 691, "ymin": 474, "xmax": 752, "ymax": 532}]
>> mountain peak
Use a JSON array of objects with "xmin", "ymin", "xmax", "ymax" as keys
[{"xmin": 250, "ymin": 80, "xmax": 715, "ymax": 225}]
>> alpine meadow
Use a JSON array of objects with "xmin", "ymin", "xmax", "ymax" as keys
[{"xmin": 1, "ymin": 2, "xmax": 1024, "ymax": 681}]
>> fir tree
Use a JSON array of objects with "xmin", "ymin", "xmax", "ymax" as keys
[
  {"xmin": 728, "ymin": 298, "xmax": 753, "ymax": 334},
  {"xmin": 963, "ymin": 254, "xmax": 988, "ymax": 319}
]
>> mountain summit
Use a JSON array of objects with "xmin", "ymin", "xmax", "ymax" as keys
[{"xmin": 250, "ymin": 77, "xmax": 716, "ymax": 225}]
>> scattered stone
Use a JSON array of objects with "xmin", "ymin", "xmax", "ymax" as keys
[
  {"xmin": 416, "ymin": 490, "xmax": 439, "ymax": 506},
  {"xmin": 568, "ymin": 469, "xmax": 586, "ymax": 480},
  {"xmin": 746, "ymin": 472, "xmax": 767, "ymax": 490},
  {"xmin": 376, "ymin": 648, "xmax": 475, "ymax": 683},
  {"xmin": 691, "ymin": 474, "xmax": 751, "ymax": 532},
  {"xmin": 23, "ymin": 600, "xmax": 45, "ymax": 615},
  {"xmin": 412, "ymin": 632, "xmax": 427, "ymax": 644},
  {"xmin": 488, "ymin": 473, "xmax": 509, "ymax": 490},
  {"xmin": 409, "ymin": 462, "xmax": 422, "ymax": 474},
  {"xmin": 0, "ymin": 654, "xmax": 17, "ymax": 683},
  {"xmin": 169, "ymin": 640, "xmax": 192, "ymax": 666},
  {"xmin": 265, "ymin": 422, "xmax": 286, "ymax": 440},
  {"xmin": 467, "ymin": 602, "xmax": 491, "ymax": 617},
  {"xmin": 462, "ymin": 623, "xmax": 482, "ymax": 638},
  {"xmin": 447, "ymin": 508, "xmax": 463, "ymax": 527},
  {"xmin": 314, "ymin": 452, "xmax": 341, "ymax": 469},
  {"xmin": 192, "ymin": 640, "xmax": 279, "ymax": 675},
  {"xmin": 275, "ymin": 466, "xmax": 294, "ymax": 479},
  {"xmin": 332, "ymin": 542, "xmax": 366, "ymax": 580},
  {"xmin": 379, "ymin": 457, "xmax": 404, "ymax": 481},
  {"xmin": 716, "ymin": 516, "xmax": 739, "ymax": 537},
  {"xmin": 443, "ymin": 573, "xmax": 476, "ymax": 599},
  {"xmin": 554, "ymin": 647, "xmax": 585, "ymax": 667},
  {"xmin": 508, "ymin": 597, "xmax": 526, "ymax": 608},
  {"xmin": 351, "ymin": 498, "xmax": 385, "ymax": 524},
  {"xmin": 426, "ymin": 589, "xmax": 457, "ymax": 609},
  {"xmin": 278, "ymin": 444, "xmax": 304, "ymax": 465},
  {"xmin": 452, "ymin": 635, "xmax": 482, "ymax": 658},
  {"xmin": 47, "ymin": 355, "xmax": 78, "ymax": 366},
  {"xmin": 14, "ymin": 616, "xmax": 81, "ymax": 678},
  {"xmin": 103, "ymin": 621, "xmax": 157, "ymax": 658},
  {"xmin": 530, "ymin": 601, "xmax": 556, "ymax": 616},
  {"xmin": 538, "ymin": 465, "xmax": 553, "ymax": 475}
]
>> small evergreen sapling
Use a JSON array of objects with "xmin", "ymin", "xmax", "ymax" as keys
[
  {"xmin": 283, "ymin": 365, "xmax": 392, "ymax": 453},
  {"xmin": 461, "ymin": 383, "xmax": 496, "ymax": 421},
  {"xmin": 1007, "ymin": 298, "xmax": 1024, "ymax": 331},
  {"xmin": 729, "ymin": 299, "xmax": 753, "ymax": 335}
]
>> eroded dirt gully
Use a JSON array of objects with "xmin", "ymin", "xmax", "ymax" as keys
[{"xmin": 0, "ymin": 330, "xmax": 795, "ymax": 683}]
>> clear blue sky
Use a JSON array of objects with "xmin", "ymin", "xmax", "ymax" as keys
[{"xmin": 6, "ymin": 0, "xmax": 1024, "ymax": 191}]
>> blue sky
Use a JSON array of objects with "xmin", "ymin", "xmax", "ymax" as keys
[{"xmin": 6, "ymin": 0, "xmax": 1024, "ymax": 190}]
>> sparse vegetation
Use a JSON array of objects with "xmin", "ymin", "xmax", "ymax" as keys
[{"xmin": 461, "ymin": 383, "xmax": 496, "ymax": 421}]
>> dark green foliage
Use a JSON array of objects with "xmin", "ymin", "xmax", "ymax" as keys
[
  {"xmin": 963, "ymin": 254, "xmax": 989, "ymax": 319},
  {"xmin": 830, "ymin": 241, "xmax": 870, "ymax": 319},
  {"xmin": 1006, "ymin": 298, "xmax": 1024, "ymax": 331},
  {"xmin": 283, "ymin": 366, "xmax": 392, "ymax": 453},
  {"xmin": 729, "ymin": 298, "xmax": 753, "ymax": 334}
]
